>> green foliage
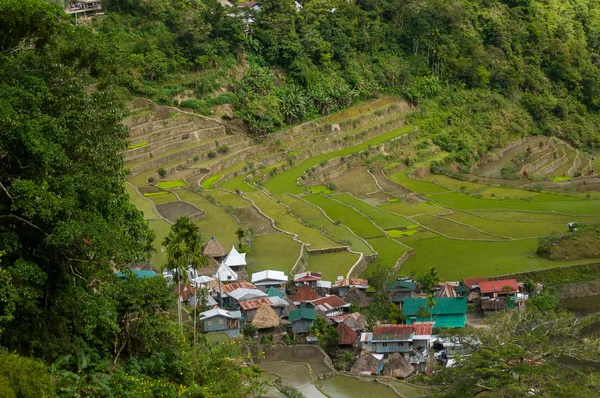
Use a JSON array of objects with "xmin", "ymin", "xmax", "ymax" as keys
[
  {"xmin": 417, "ymin": 267, "xmax": 440, "ymax": 294},
  {"xmin": 207, "ymin": 150, "xmax": 217, "ymax": 159},
  {"xmin": 158, "ymin": 167, "xmax": 167, "ymax": 177},
  {"xmin": 0, "ymin": 350, "xmax": 54, "ymax": 397},
  {"xmin": 280, "ymin": 384, "xmax": 305, "ymax": 398},
  {"xmin": 310, "ymin": 316, "xmax": 338, "ymax": 357}
]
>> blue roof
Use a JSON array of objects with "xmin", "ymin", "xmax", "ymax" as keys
[{"xmin": 116, "ymin": 270, "xmax": 158, "ymax": 279}]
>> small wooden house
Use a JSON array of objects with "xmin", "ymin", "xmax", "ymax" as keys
[
  {"xmin": 387, "ymin": 280, "xmax": 416, "ymax": 304},
  {"xmin": 288, "ymin": 307, "xmax": 316, "ymax": 334},
  {"xmin": 198, "ymin": 308, "xmax": 242, "ymax": 337},
  {"xmin": 334, "ymin": 278, "xmax": 368, "ymax": 297}
]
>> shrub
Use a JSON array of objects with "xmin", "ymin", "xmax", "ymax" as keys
[
  {"xmin": 180, "ymin": 99, "xmax": 201, "ymax": 110},
  {"xmin": 260, "ymin": 335, "xmax": 274, "ymax": 345},
  {"xmin": 501, "ymin": 163, "xmax": 517, "ymax": 176},
  {"xmin": 217, "ymin": 145, "xmax": 229, "ymax": 154},
  {"xmin": 326, "ymin": 182, "xmax": 337, "ymax": 191},
  {"xmin": 193, "ymin": 155, "xmax": 199, "ymax": 162},
  {"xmin": 279, "ymin": 385, "xmax": 304, "ymax": 398},
  {"xmin": 319, "ymin": 159, "xmax": 328, "ymax": 167},
  {"xmin": 157, "ymin": 168, "xmax": 167, "ymax": 178},
  {"xmin": 147, "ymin": 177, "xmax": 155, "ymax": 183},
  {"xmin": 208, "ymin": 151, "xmax": 217, "ymax": 159},
  {"xmin": 242, "ymin": 323, "xmax": 257, "ymax": 336}
]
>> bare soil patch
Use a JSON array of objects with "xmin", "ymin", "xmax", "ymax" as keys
[
  {"xmin": 155, "ymin": 201, "xmax": 204, "ymax": 223},
  {"xmin": 372, "ymin": 168, "xmax": 411, "ymax": 195},
  {"xmin": 233, "ymin": 206, "xmax": 277, "ymax": 235}
]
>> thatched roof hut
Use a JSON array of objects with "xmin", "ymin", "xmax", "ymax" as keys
[
  {"xmin": 203, "ymin": 237, "xmax": 225, "ymax": 258},
  {"xmin": 382, "ymin": 353, "xmax": 414, "ymax": 379},
  {"xmin": 251, "ymin": 304, "xmax": 280, "ymax": 330},
  {"xmin": 343, "ymin": 313, "xmax": 367, "ymax": 332},
  {"xmin": 468, "ymin": 290, "xmax": 481, "ymax": 303},
  {"xmin": 343, "ymin": 287, "xmax": 371, "ymax": 308},
  {"xmin": 351, "ymin": 352, "xmax": 380, "ymax": 375}
]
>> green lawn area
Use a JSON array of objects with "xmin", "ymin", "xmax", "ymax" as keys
[
  {"xmin": 246, "ymin": 233, "xmax": 300, "ymax": 274},
  {"xmin": 205, "ymin": 189, "xmax": 251, "ymax": 208},
  {"xmin": 263, "ymin": 125, "xmax": 415, "ymax": 194},
  {"xmin": 176, "ymin": 189, "xmax": 240, "ymax": 249},
  {"xmin": 126, "ymin": 184, "xmax": 158, "ymax": 219},
  {"xmin": 307, "ymin": 251, "xmax": 360, "ymax": 281},
  {"xmin": 386, "ymin": 170, "xmax": 450, "ymax": 195},
  {"xmin": 365, "ymin": 236, "xmax": 410, "ymax": 269},
  {"xmin": 128, "ymin": 142, "xmax": 148, "ymax": 149},
  {"xmin": 431, "ymin": 192, "xmax": 600, "ymax": 214},
  {"xmin": 146, "ymin": 192, "xmax": 178, "ymax": 205},
  {"xmin": 400, "ymin": 237, "xmax": 600, "ymax": 280},
  {"xmin": 304, "ymin": 194, "xmax": 383, "ymax": 237},
  {"xmin": 148, "ymin": 219, "xmax": 171, "ymax": 270},
  {"xmin": 202, "ymin": 174, "xmax": 221, "ymax": 189},
  {"xmin": 380, "ymin": 201, "xmax": 448, "ymax": 217},
  {"xmin": 442, "ymin": 211, "xmax": 569, "ymax": 238},
  {"xmin": 219, "ymin": 173, "xmax": 257, "ymax": 192},
  {"xmin": 467, "ymin": 209, "xmax": 600, "ymax": 223},
  {"xmin": 278, "ymin": 194, "xmax": 375, "ymax": 254},
  {"xmin": 204, "ymin": 333, "xmax": 230, "ymax": 343},
  {"xmin": 246, "ymin": 191, "xmax": 342, "ymax": 249},
  {"xmin": 333, "ymin": 193, "xmax": 414, "ymax": 229},
  {"xmin": 156, "ymin": 179, "xmax": 188, "ymax": 189},
  {"xmin": 412, "ymin": 214, "xmax": 501, "ymax": 240}
]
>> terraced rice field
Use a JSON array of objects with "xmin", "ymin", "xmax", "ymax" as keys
[{"xmin": 125, "ymin": 98, "xmax": 600, "ymax": 282}]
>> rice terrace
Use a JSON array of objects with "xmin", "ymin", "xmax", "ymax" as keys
[{"xmin": 124, "ymin": 97, "xmax": 600, "ymax": 282}]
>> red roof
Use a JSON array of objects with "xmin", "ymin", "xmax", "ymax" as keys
[
  {"xmin": 479, "ymin": 279, "xmax": 518, "ymax": 295},
  {"xmin": 334, "ymin": 278, "xmax": 368, "ymax": 288},
  {"xmin": 462, "ymin": 277, "xmax": 488, "ymax": 289},
  {"xmin": 373, "ymin": 324, "xmax": 413, "ymax": 337},
  {"xmin": 294, "ymin": 271, "xmax": 322, "ymax": 282},
  {"xmin": 337, "ymin": 323, "xmax": 358, "ymax": 345},
  {"xmin": 411, "ymin": 322, "xmax": 435, "ymax": 336},
  {"xmin": 310, "ymin": 295, "xmax": 346, "ymax": 311},
  {"xmin": 292, "ymin": 285, "xmax": 319, "ymax": 302},
  {"xmin": 239, "ymin": 297, "xmax": 272, "ymax": 310},
  {"xmin": 221, "ymin": 281, "xmax": 256, "ymax": 294}
]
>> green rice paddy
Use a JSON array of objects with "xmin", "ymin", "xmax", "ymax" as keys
[
  {"xmin": 386, "ymin": 170, "xmax": 450, "ymax": 195},
  {"xmin": 412, "ymin": 214, "xmax": 501, "ymax": 240},
  {"xmin": 126, "ymin": 184, "xmax": 158, "ymax": 219},
  {"xmin": 202, "ymin": 174, "xmax": 221, "ymax": 189},
  {"xmin": 308, "ymin": 251, "xmax": 360, "ymax": 281},
  {"xmin": 128, "ymin": 142, "xmax": 149, "ymax": 149},
  {"xmin": 156, "ymin": 179, "xmax": 188, "ymax": 189},
  {"xmin": 205, "ymin": 189, "xmax": 251, "ymax": 208},
  {"xmin": 304, "ymin": 194, "xmax": 383, "ymax": 237},
  {"xmin": 246, "ymin": 191, "xmax": 342, "ymax": 249},
  {"xmin": 147, "ymin": 192, "xmax": 178, "ymax": 204},
  {"xmin": 333, "ymin": 193, "xmax": 414, "ymax": 229},
  {"xmin": 246, "ymin": 234, "xmax": 300, "ymax": 274}
]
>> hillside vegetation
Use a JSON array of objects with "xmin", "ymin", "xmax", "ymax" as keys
[
  {"xmin": 95, "ymin": 0, "xmax": 600, "ymax": 162},
  {"xmin": 538, "ymin": 224, "xmax": 600, "ymax": 260}
]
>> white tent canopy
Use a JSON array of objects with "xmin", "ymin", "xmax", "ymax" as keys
[{"xmin": 223, "ymin": 246, "xmax": 247, "ymax": 268}]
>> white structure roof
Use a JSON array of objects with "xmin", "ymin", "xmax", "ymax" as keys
[
  {"xmin": 251, "ymin": 270, "xmax": 288, "ymax": 284},
  {"xmin": 227, "ymin": 288, "xmax": 267, "ymax": 302},
  {"xmin": 199, "ymin": 308, "xmax": 241, "ymax": 320},
  {"xmin": 268, "ymin": 296, "xmax": 290, "ymax": 308},
  {"xmin": 194, "ymin": 275, "xmax": 214, "ymax": 285},
  {"xmin": 189, "ymin": 294, "xmax": 218, "ymax": 308},
  {"xmin": 213, "ymin": 262, "xmax": 238, "ymax": 282},
  {"xmin": 223, "ymin": 246, "xmax": 247, "ymax": 268},
  {"xmin": 316, "ymin": 280, "xmax": 332, "ymax": 288}
]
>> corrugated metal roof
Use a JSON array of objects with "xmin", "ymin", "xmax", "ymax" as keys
[
  {"xmin": 403, "ymin": 297, "xmax": 467, "ymax": 316},
  {"xmin": 337, "ymin": 323, "xmax": 358, "ymax": 345},
  {"xmin": 292, "ymin": 285, "xmax": 319, "ymax": 302},
  {"xmin": 462, "ymin": 277, "xmax": 488, "ymax": 289},
  {"xmin": 479, "ymin": 279, "xmax": 518, "ymax": 295},
  {"xmin": 411, "ymin": 322, "xmax": 435, "ymax": 336},
  {"xmin": 289, "ymin": 307, "xmax": 316, "ymax": 322},
  {"xmin": 372, "ymin": 324, "xmax": 413, "ymax": 341},
  {"xmin": 294, "ymin": 271, "xmax": 322, "ymax": 282},
  {"xmin": 334, "ymin": 278, "xmax": 368, "ymax": 288},
  {"xmin": 221, "ymin": 281, "xmax": 256, "ymax": 294},
  {"xmin": 310, "ymin": 295, "xmax": 345, "ymax": 311},
  {"xmin": 239, "ymin": 297, "xmax": 272, "ymax": 310},
  {"xmin": 387, "ymin": 280, "xmax": 416, "ymax": 292}
]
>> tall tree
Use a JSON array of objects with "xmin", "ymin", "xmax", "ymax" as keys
[
  {"xmin": 162, "ymin": 216, "xmax": 207, "ymax": 327},
  {"xmin": 0, "ymin": 0, "xmax": 154, "ymax": 360}
]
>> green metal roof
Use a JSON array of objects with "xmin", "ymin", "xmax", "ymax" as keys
[
  {"xmin": 387, "ymin": 281, "xmax": 416, "ymax": 292},
  {"xmin": 266, "ymin": 286, "xmax": 280, "ymax": 297},
  {"xmin": 403, "ymin": 297, "xmax": 467, "ymax": 316},
  {"xmin": 288, "ymin": 308, "xmax": 316, "ymax": 322}
]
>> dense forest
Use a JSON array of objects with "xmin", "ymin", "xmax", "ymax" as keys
[{"xmin": 2, "ymin": 0, "xmax": 600, "ymax": 396}]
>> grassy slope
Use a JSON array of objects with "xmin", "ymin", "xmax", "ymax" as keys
[
  {"xmin": 412, "ymin": 214, "xmax": 502, "ymax": 240},
  {"xmin": 148, "ymin": 219, "xmax": 171, "ymax": 269},
  {"xmin": 126, "ymin": 184, "xmax": 158, "ymax": 219},
  {"xmin": 386, "ymin": 170, "xmax": 450, "ymax": 195},
  {"xmin": 147, "ymin": 192, "xmax": 179, "ymax": 205}
]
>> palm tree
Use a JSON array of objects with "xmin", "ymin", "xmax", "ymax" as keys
[
  {"xmin": 163, "ymin": 217, "xmax": 207, "ymax": 328},
  {"xmin": 426, "ymin": 294, "xmax": 436, "ymax": 322},
  {"xmin": 235, "ymin": 227, "xmax": 246, "ymax": 250}
]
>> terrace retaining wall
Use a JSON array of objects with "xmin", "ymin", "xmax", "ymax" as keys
[
  {"xmin": 521, "ymin": 147, "xmax": 558, "ymax": 174},
  {"xmin": 307, "ymin": 246, "xmax": 350, "ymax": 255},
  {"xmin": 534, "ymin": 150, "xmax": 568, "ymax": 176}
]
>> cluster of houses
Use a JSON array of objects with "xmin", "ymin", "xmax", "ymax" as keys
[{"xmin": 122, "ymin": 237, "xmax": 531, "ymax": 378}]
